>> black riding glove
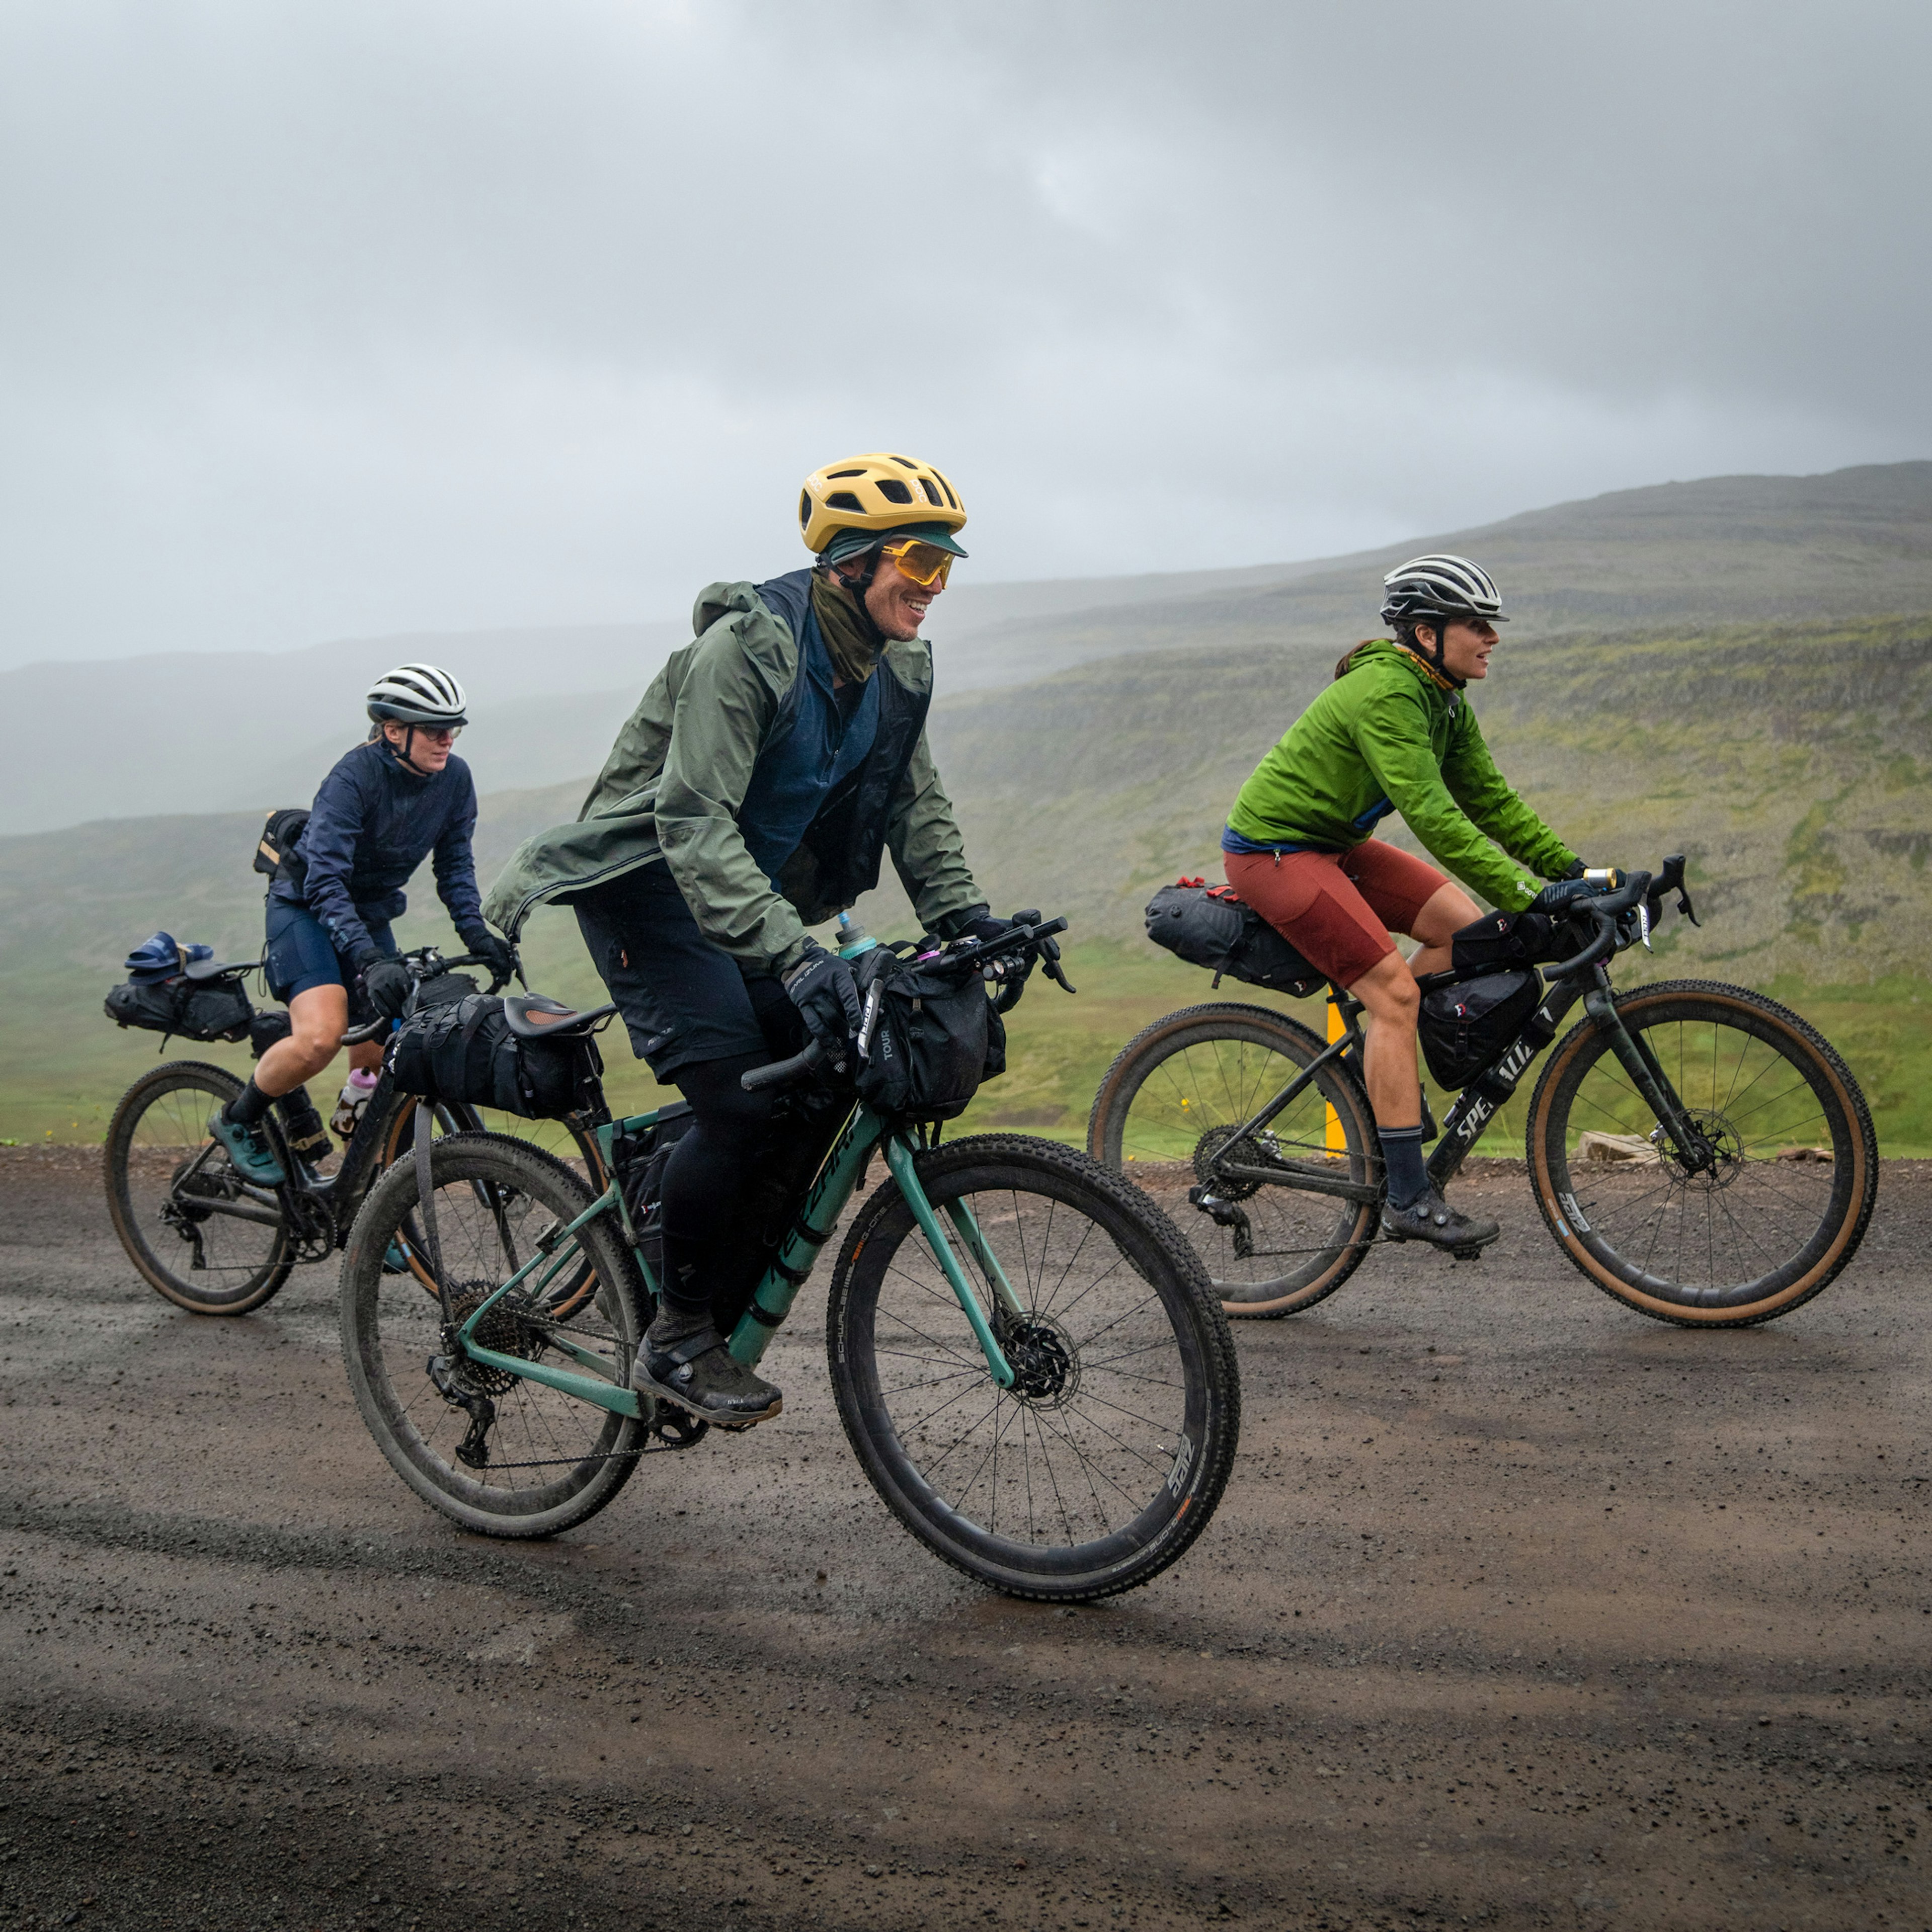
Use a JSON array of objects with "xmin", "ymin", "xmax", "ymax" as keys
[
  {"xmin": 461, "ymin": 928, "xmax": 517, "ymax": 987},
  {"xmin": 355, "ymin": 948, "xmax": 413, "ymax": 1020},
  {"xmin": 1528, "ymin": 874, "xmax": 1617, "ymax": 915},
  {"xmin": 959, "ymin": 911, "xmax": 1036, "ymax": 984},
  {"xmin": 782, "ymin": 938, "xmax": 863, "ymax": 1066}
]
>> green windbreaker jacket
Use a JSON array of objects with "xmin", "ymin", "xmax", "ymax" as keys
[
  {"xmin": 481, "ymin": 580, "xmax": 984, "ymax": 971},
  {"xmin": 1225, "ymin": 639, "xmax": 1577, "ymax": 913}
]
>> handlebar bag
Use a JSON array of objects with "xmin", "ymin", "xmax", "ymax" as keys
[
  {"xmin": 1448, "ymin": 909, "xmax": 1559, "ymax": 973},
  {"xmin": 852, "ymin": 946, "xmax": 1007, "ymax": 1122},
  {"xmin": 1144, "ymin": 879, "xmax": 1327, "ymax": 997},
  {"xmin": 1418, "ymin": 970, "xmax": 1543, "ymax": 1089},
  {"xmin": 105, "ymin": 972, "xmax": 254, "ymax": 1045},
  {"xmin": 386, "ymin": 992, "xmax": 602, "ymax": 1120}
]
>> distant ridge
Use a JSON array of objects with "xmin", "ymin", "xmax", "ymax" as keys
[{"xmin": 3, "ymin": 460, "xmax": 1927, "ymax": 837}]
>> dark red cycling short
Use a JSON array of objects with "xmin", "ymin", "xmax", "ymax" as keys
[{"xmin": 1223, "ymin": 841, "xmax": 1447, "ymax": 989}]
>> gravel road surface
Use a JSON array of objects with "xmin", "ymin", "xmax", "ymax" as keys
[{"xmin": 3, "ymin": 1145, "xmax": 1927, "ymax": 1932}]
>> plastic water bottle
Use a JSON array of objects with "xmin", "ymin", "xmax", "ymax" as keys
[
  {"xmin": 836, "ymin": 912, "xmax": 878, "ymax": 958},
  {"xmin": 330, "ymin": 1065, "xmax": 380, "ymax": 1139}
]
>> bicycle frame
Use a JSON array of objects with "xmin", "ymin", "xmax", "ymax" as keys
[
  {"xmin": 449, "ymin": 1101, "xmax": 1021, "ymax": 1419},
  {"xmin": 1197, "ymin": 951, "xmax": 1707, "ymax": 1199}
]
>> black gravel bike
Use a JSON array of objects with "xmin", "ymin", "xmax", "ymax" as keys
[
  {"xmin": 1089, "ymin": 859, "xmax": 1879, "ymax": 1328},
  {"xmin": 104, "ymin": 945, "xmax": 603, "ymax": 1316}
]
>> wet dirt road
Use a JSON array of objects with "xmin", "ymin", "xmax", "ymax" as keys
[{"xmin": 3, "ymin": 1146, "xmax": 1928, "ymax": 1932}]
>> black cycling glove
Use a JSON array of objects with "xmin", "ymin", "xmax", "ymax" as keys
[
  {"xmin": 1528, "ymin": 876, "xmax": 1611, "ymax": 916},
  {"xmin": 782, "ymin": 938, "xmax": 863, "ymax": 1065},
  {"xmin": 461, "ymin": 928, "xmax": 518, "ymax": 987},
  {"xmin": 355, "ymin": 948, "xmax": 413, "ymax": 1020}
]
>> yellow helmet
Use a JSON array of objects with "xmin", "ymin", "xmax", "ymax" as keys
[{"xmin": 798, "ymin": 451, "xmax": 968, "ymax": 556}]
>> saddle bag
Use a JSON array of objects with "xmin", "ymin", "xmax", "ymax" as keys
[
  {"xmin": 852, "ymin": 944, "xmax": 1007, "ymax": 1122},
  {"xmin": 106, "ymin": 931, "xmax": 255, "ymax": 1044},
  {"xmin": 385, "ymin": 993, "xmax": 602, "ymax": 1120},
  {"xmin": 1144, "ymin": 878, "xmax": 1327, "ymax": 997},
  {"xmin": 1418, "ymin": 971, "xmax": 1544, "ymax": 1090}
]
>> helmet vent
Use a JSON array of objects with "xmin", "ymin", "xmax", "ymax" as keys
[
  {"xmin": 826, "ymin": 468, "xmax": 866, "ymax": 479},
  {"xmin": 826, "ymin": 491, "xmax": 864, "ymax": 512},
  {"xmin": 798, "ymin": 489, "xmax": 812, "ymax": 527},
  {"xmin": 933, "ymin": 472, "xmax": 959, "ymax": 509},
  {"xmin": 875, "ymin": 479, "xmax": 915, "ymax": 505},
  {"xmin": 888, "ymin": 455, "xmax": 916, "ymax": 467},
  {"xmin": 918, "ymin": 477, "xmax": 942, "ymax": 506}
]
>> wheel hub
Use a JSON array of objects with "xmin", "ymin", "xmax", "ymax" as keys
[
  {"xmin": 1670, "ymin": 1112, "xmax": 1743, "ymax": 1187},
  {"xmin": 1004, "ymin": 1317, "xmax": 1077, "ymax": 1404}
]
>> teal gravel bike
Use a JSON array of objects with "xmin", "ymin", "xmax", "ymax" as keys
[{"xmin": 338, "ymin": 919, "xmax": 1241, "ymax": 1601}]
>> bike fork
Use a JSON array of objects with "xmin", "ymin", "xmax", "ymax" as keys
[{"xmin": 1580, "ymin": 977, "xmax": 1714, "ymax": 1171}]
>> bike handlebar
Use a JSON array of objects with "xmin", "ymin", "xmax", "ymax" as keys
[
  {"xmin": 741, "ymin": 1039, "xmax": 829, "ymax": 1094},
  {"xmin": 335, "ymin": 944, "xmax": 519, "ymax": 1047},
  {"xmin": 1540, "ymin": 855, "xmax": 1698, "ymax": 983}
]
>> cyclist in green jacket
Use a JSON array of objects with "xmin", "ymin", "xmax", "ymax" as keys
[{"xmin": 1224, "ymin": 553, "xmax": 1604, "ymax": 1252}]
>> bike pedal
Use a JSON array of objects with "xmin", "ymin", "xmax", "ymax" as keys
[{"xmin": 1450, "ymin": 1245, "xmax": 1485, "ymax": 1262}]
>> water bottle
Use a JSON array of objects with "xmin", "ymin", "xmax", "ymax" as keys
[
  {"xmin": 836, "ymin": 912, "xmax": 878, "ymax": 958},
  {"xmin": 330, "ymin": 1065, "xmax": 380, "ymax": 1139}
]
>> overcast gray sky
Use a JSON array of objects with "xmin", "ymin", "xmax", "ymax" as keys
[{"xmin": 2, "ymin": 0, "xmax": 1926, "ymax": 668}]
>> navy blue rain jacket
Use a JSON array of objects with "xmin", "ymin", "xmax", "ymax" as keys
[{"xmin": 271, "ymin": 740, "xmax": 484, "ymax": 959}]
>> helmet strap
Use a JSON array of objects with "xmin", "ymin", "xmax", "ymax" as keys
[
  {"xmin": 1402, "ymin": 619, "xmax": 1466, "ymax": 691},
  {"xmin": 382, "ymin": 721, "xmax": 438, "ymax": 777},
  {"xmin": 821, "ymin": 548, "xmax": 889, "ymax": 646}
]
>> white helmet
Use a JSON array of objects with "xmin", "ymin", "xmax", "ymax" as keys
[
  {"xmin": 366, "ymin": 663, "xmax": 468, "ymax": 728},
  {"xmin": 1380, "ymin": 554, "xmax": 1508, "ymax": 627}
]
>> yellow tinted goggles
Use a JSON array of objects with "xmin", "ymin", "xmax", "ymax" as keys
[{"xmin": 879, "ymin": 539, "xmax": 955, "ymax": 589}]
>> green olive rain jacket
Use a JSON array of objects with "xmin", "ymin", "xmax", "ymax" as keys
[
  {"xmin": 482, "ymin": 575, "xmax": 986, "ymax": 971},
  {"xmin": 1225, "ymin": 639, "xmax": 1578, "ymax": 912}
]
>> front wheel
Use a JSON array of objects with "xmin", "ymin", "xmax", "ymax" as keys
[
  {"xmin": 1525, "ymin": 981, "xmax": 1878, "ymax": 1326},
  {"xmin": 105, "ymin": 1061, "xmax": 294, "ymax": 1314},
  {"xmin": 340, "ymin": 1133, "xmax": 647, "ymax": 1538},
  {"xmin": 826, "ymin": 1134, "xmax": 1240, "ymax": 1601}
]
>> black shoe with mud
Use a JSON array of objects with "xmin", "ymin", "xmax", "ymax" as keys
[
  {"xmin": 1381, "ymin": 1187, "xmax": 1502, "ymax": 1260},
  {"xmin": 632, "ymin": 1312, "xmax": 783, "ymax": 1427}
]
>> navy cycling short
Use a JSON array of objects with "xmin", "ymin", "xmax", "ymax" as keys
[
  {"xmin": 264, "ymin": 898, "xmax": 395, "ymax": 1010},
  {"xmin": 572, "ymin": 860, "xmax": 805, "ymax": 1083}
]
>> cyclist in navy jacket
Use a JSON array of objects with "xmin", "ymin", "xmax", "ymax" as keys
[{"xmin": 209, "ymin": 663, "xmax": 514, "ymax": 1184}]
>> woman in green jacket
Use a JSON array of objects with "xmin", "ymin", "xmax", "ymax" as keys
[{"xmin": 1223, "ymin": 554, "xmax": 1605, "ymax": 1252}]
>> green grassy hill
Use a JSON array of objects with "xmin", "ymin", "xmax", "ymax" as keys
[{"xmin": 6, "ymin": 611, "xmax": 1928, "ymax": 1153}]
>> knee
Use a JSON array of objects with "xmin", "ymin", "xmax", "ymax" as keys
[
  {"xmin": 1355, "ymin": 961, "xmax": 1419, "ymax": 1027},
  {"xmin": 285, "ymin": 1021, "xmax": 339, "ymax": 1074}
]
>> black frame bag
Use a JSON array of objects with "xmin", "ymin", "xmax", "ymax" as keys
[
  {"xmin": 385, "ymin": 993, "xmax": 602, "ymax": 1120},
  {"xmin": 1418, "ymin": 971, "xmax": 1544, "ymax": 1089},
  {"xmin": 851, "ymin": 945, "xmax": 1007, "ymax": 1122},
  {"xmin": 1144, "ymin": 878, "xmax": 1327, "ymax": 996}
]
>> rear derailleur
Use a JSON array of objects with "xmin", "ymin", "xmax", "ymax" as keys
[{"xmin": 427, "ymin": 1349, "xmax": 497, "ymax": 1470}]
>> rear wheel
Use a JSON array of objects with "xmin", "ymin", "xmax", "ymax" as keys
[
  {"xmin": 1525, "ymin": 981, "xmax": 1878, "ymax": 1325},
  {"xmin": 1087, "ymin": 1003, "xmax": 1380, "ymax": 1317},
  {"xmin": 340, "ymin": 1134, "xmax": 647, "ymax": 1538},
  {"xmin": 826, "ymin": 1135, "xmax": 1239, "ymax": 1601},
  {"xmin": 105, "ymin": 1062, "xmax": 293, "ymax": 1314}
]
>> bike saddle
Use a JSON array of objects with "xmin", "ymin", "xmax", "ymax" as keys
[
  {"xmin": 183, "ymin": 955, "xmax": 255, "ymax": 981},
  {"xmin": 502, "ymin": 993, "xmax": 617, "ymax": 1039}
]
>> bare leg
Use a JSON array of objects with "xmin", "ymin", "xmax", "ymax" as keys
[
  {"xmin": 1403, "ymin": 881, "xmax": 1483, "ymax": 978},
  {"xmin": 253, "ymin": 984, "xmax": 373, "ymax": 1098},
  {"xmin": 1349, "ymin": 950, "xmax": 1423, "ymax": 1130}
]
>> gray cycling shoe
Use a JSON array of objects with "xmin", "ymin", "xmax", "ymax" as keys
[
  {"xmin": 208, "ymin": 1109, "xmax": 286, "ymax": 1187},
  {"xmin": 1381, "ymin": 1187, "xmax": 1500, "ymax": 1257},
  {"xmin": 631, "ymin": 1314, "xmax": 782, "ymax": 1428}
]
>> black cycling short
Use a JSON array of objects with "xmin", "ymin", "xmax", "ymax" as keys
[
  {"xmin": 264, "ymin": 898, "xmax": 394, "ymax": 1013},
  {"xmin": 573, "ymin": 860, "xmax": 806, "ymax": 1082}
]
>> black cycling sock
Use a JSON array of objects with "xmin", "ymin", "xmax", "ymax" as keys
[
  {"xmin": 1379, "ymin": 1125, "xmax": 1429, "ymax": 1209},
  {"xmin": 224, "ymin": 1079, "xmax": 273, "ymax": 1128}
]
